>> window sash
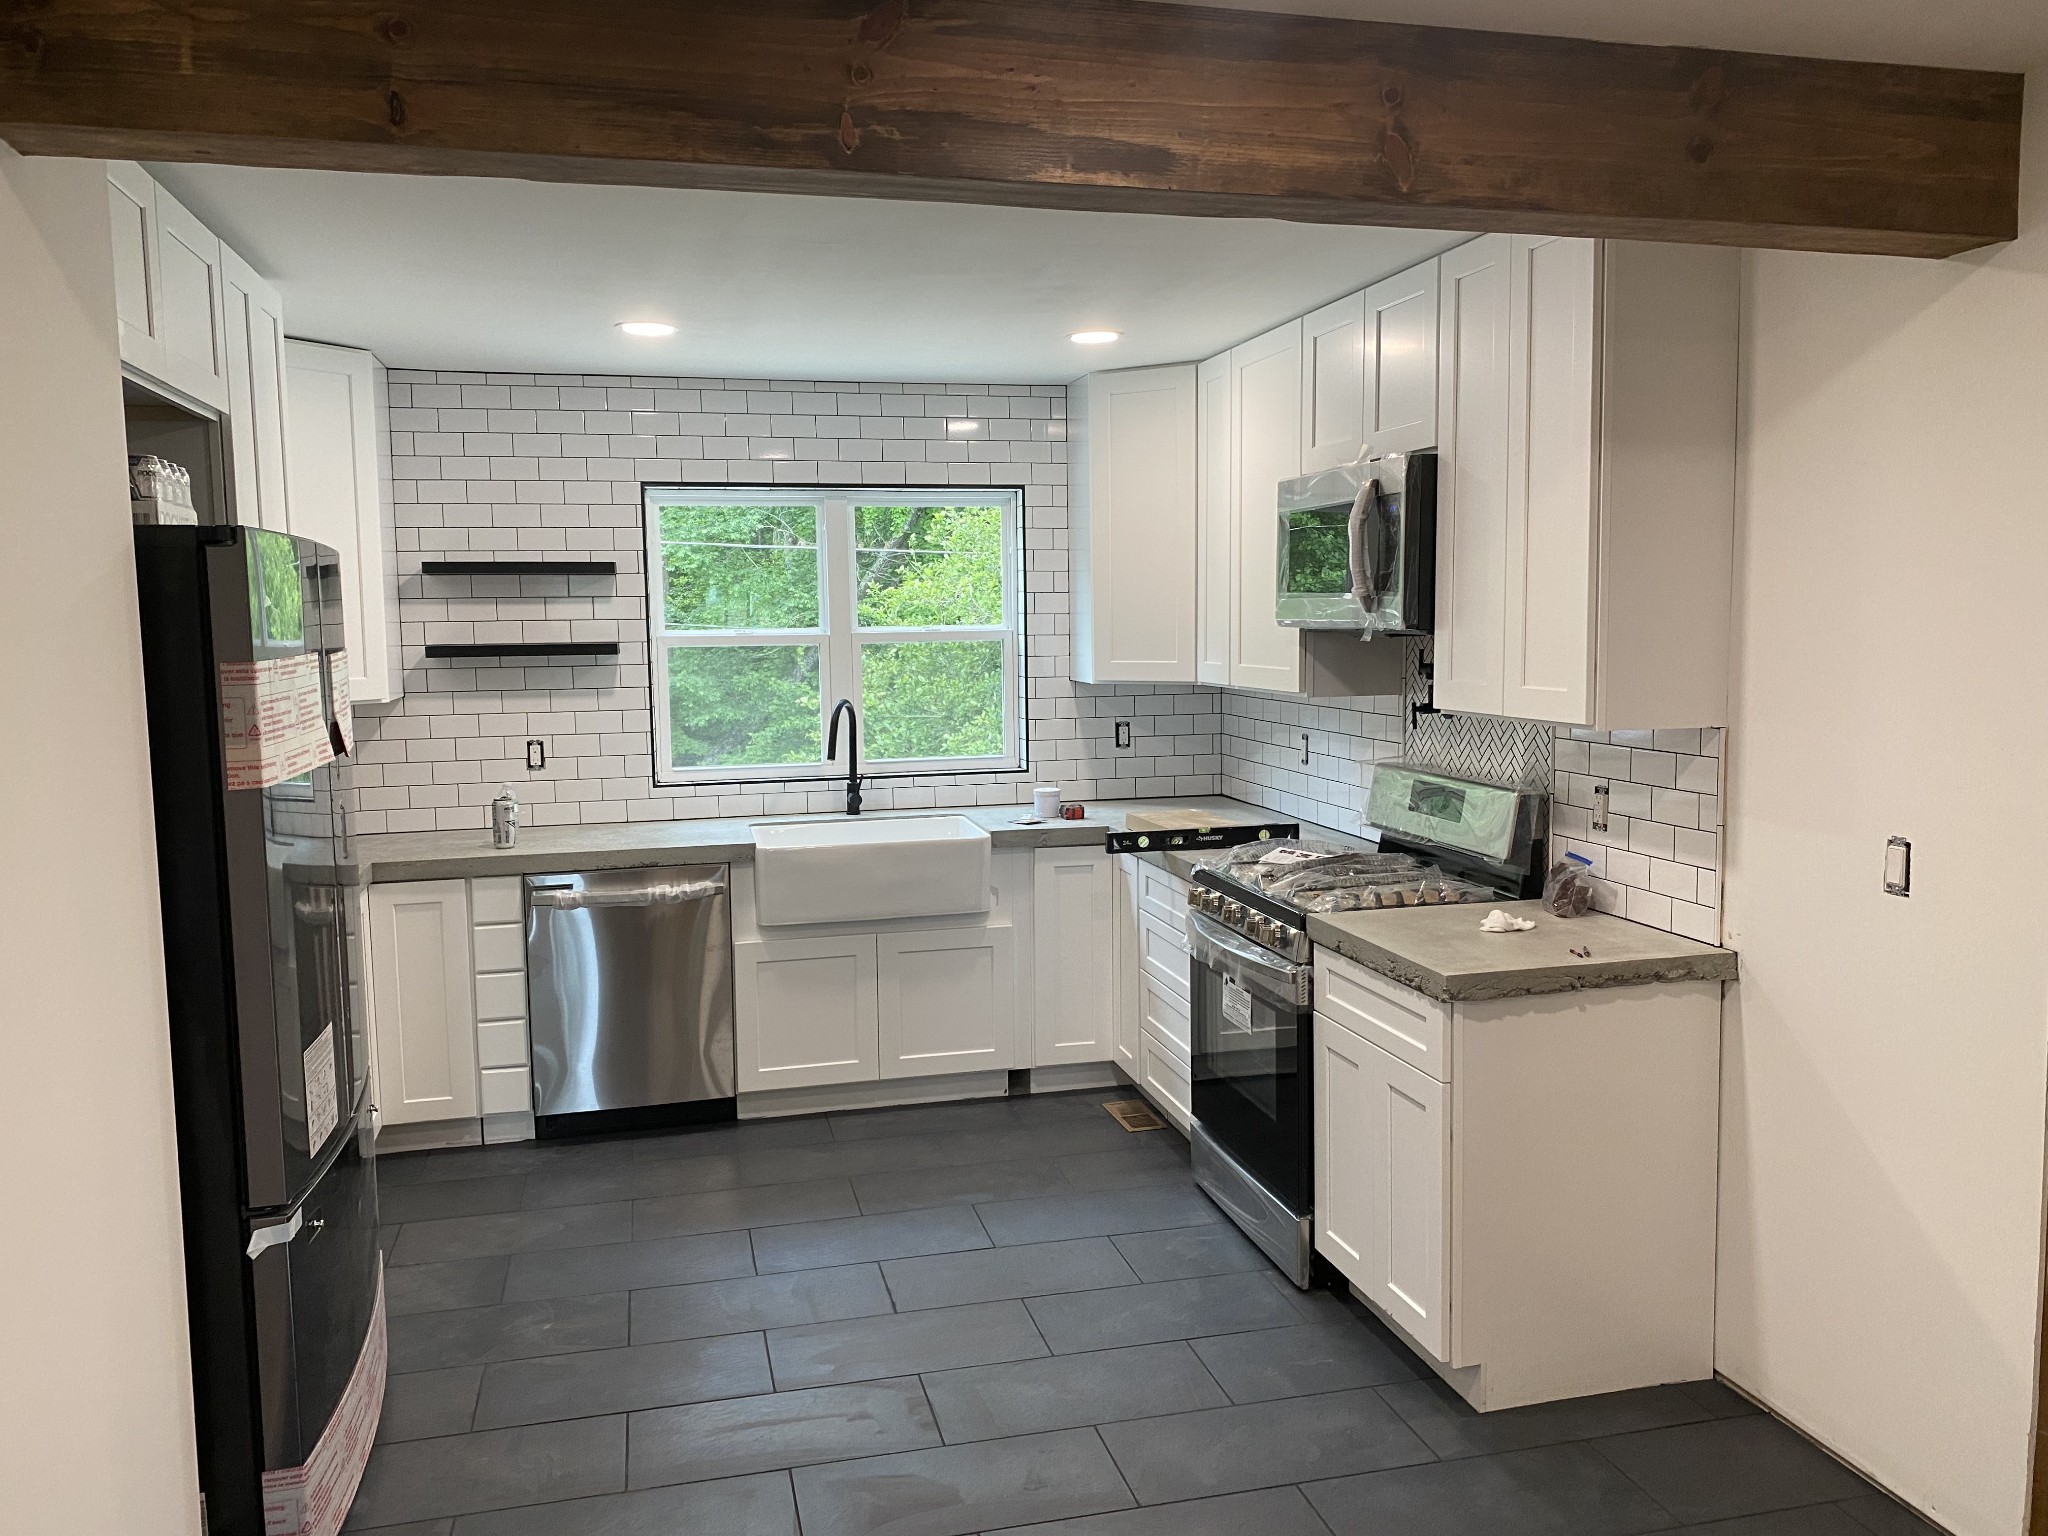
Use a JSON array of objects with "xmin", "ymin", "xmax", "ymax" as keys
[{"xmin": 645, "ymin": 488, "xmax": 1024, "ymax": 785}]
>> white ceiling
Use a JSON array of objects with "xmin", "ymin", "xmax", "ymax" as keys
[
  {"xmin": 146, "ymin": 164, "xmax": 1466, "ymax": 384},
  {"xmin": 1174, "ymin": 0, "xmax": 2048, "ymax": 72}
]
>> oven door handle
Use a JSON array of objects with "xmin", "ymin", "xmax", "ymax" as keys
[{"xmin": 1188, "ymin": 913, "xmax": 1312, "ymax": 1010}]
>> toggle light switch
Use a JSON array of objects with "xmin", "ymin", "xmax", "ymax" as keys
[{"xmin": 1884, "ymin": 836, "xmax": 1911, "ymax": 897}]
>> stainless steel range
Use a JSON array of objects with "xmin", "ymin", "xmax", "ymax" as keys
[{"xmin": 1186, "ymin": 764, "xmax": 1546, "ymax": 1286}]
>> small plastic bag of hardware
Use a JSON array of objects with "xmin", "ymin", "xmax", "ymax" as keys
[{"xmin": 1542, "ymin": 852, "xmax": 1597, "ymax": 917}]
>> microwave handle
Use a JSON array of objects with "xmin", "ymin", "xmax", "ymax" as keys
[{"xmin": 1346, "ymin": 478, "xmax": 1380, "ymax": 607}]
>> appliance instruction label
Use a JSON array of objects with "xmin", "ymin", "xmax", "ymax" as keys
[
  {"xmin": 303, "ymin": 1025, "xmax": 339, "ymax": 1154},
  {"xmin": 219, "ymin": 654, "xmax": 335, "ymax": 790},
  {"xmin": 1222, "ymin": 980, "xmax": 1254, "ymax": 1033}
]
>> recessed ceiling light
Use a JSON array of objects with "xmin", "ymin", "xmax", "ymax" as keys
[
  {"xmin": 617, "ymin": 320, "xmax": 677, "ymax": 338},
  {"xmin": 1070, "ymin": 330, "xmax": 1121, "ymax": 346}
]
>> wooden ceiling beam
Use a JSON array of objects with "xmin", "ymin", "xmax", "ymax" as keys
[{"xmin": 0, "ymin": 0, "xmax": 2024, "ymax": 256}]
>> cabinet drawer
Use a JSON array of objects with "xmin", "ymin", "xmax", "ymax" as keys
[
  {"xmin": 474, "ymin": 971, "xmax": 527, "ymax": 1024},
  {"xmin": 471, "ymin": 877, "xmax": 525, "ymax": 925},
  {"xmin": 1137, "ymin": 863, "xmax": 1189, "ymax": 929},
  {"xmin": 1139, "ymin": 1025, "xmax": 1192, "ymax": 1131},
  {"xmin": 1315, "ymin": 949, "xmax": 1450, "ymax": 1082},
  {"xmin": 476, "ymin": 1018, "xmax": 529, "ymax": 1071},
  {"xmin": 479, "ymin": 1065, "xmax": 532, "ymax": 1115},
  {"xmin": 1142, "ymin": 973, "xmax": 1191, "ymax": 1054},
  {"xmin": 1137, "ymin": 910, "xmax": 1190, "ymax": 1002},
  {"xmin": 471, "ymin": 921, "xmax": 523, "ymax": 975}
]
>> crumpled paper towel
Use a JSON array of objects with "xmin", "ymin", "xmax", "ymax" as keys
[{"xmin": 1479, "ymin": 909, "xmax": 1537, "ymax": 933}]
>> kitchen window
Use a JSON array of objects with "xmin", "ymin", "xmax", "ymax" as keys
[{"xmin": 643, "ymin": 486, "xmax": 1025, "ymax": 785}]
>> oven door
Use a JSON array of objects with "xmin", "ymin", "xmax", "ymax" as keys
[{"xmin": 1188, "ymin": 913, "xmax": 1313, "ymax": 1216}]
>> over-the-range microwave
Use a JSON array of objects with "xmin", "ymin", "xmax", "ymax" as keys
[{"xmin": 1275, "ymin": 450, "xmax": 1437, "ymax": 634}]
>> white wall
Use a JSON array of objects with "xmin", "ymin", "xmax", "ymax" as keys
[
  {"xmin": 0, "ymin": 149, "xmax": 202, "ymax": 1535},
  {"xmin": 1719, "ymin": 75, "xmax": 2048, "ymax": 1536}
]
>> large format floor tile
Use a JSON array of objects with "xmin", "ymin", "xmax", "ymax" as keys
[
  {"xmin": 852, "ymin": 1157, "xmax": 1077, "ymax": 1215},
  {"xmin": 880, "ymin": 1237, "xmax": 1139, "ymax": 1312},
  {"xmin": 631, "ymin": 1177, "xmax": 860, "ymax": 1240},
  {"xmin": 751, "ymin": 1205, "xmax": 993, "ymax": 1274},
  {"xmin": 1302, "ymin": 1442, "xmax": 1678, "ymax": 1536},
  {"xmin": 1053, "ymin": 1145, "xmax": 1192, "ymax": 1193},
  {"xmin": 471, "ymin": 1332, "xmax": 773, "ymax": 1428},
  {"xmin": 344, "ymin": 1416, "xmax": 626, "ymax": 1528},
  {"xmin": 384, "ymin": 1257, "xmax": 510, "ymax": 1318},
  {"xmin": 1593, "ymin": 1415, "xmax": 1875, "ymax": 1523},
  {"xmin": 389, "ymin": 1203, "xmax": 634, "ymax": 1266},
  {"xmin": 790, "ymin": 1427, "xmax": 1135, "ymax": 1536},
  {"xmin": 387, "ymin": 1295, "xmax": 629, "ymax": 1373},
  {"xmin": 378, "ymin": 1366, "xmax": 484, "ymax": 1443},
  {"xmin": 1024, "ymin": 1272, "xmax": 1301, "ymax": 1354},
  {"xmin": 975, "ymin": 1187, "xmax": 1221, "ymax": 1246},
  {"xmin": 449, "ymin": 1468, "xmax": 800, "ymax": 1535},
  {"xmin": 500, "ymin": 1231, "xmax": 754, "ymax": 1302},
  {"xmin": 922, "ymin": 1341, "xmax": 1229, "ymax": 1442},
  {"xmin": 381, "ymin": 1174, "xmax": 529, "ymax": 1226},
  {"xmin": 767, "ymin": 1299, "xmax": 1048, "ymax": 1388},
  {"xmin": 1097, "ymin": 1388, "xmax": 1434, "ymax": 1503},
  {"xmin": 995, "ymin": 1485, "xmax": 1337, "ymax": 1536},
  {"xmin": 1189, "ymin": 1320, "xmax": 1419, "ymax": 1403},
  {"xmin": 1378, "ymin": 1374, "xmax": 1712, "ymax": 1459},
  {"xmin": 1108, "ymin": 1223, "xmax": 1267, "ymax": 1283},
  {"xmin": 627, "ymin": 1377, "xmax": 941, "ymax": 1487},
  {"xmin": 630, "ymin": 1265, "xmax": 894, "ymax": 1344}
]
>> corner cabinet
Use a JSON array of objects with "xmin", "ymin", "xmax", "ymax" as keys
[
  {"xmin": 1070, "ymin": 365, "xmax": 1199, "ymax": 683},
  {"xmin": 285, "ymin": 341, "xmax": 402, "ymax": 704},
  {"xmin": 1432, "ymin": 235, "xmax": 1739, "ymax": 728}
]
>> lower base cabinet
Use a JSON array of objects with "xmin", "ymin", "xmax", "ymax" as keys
[
  {"xmin": 365, "ymin": 880, "xmax": 479, "ymax": 1127},
  {"xmin": 1110, "ymin": 854, "xmax": 1195, "ymax": 1133},
  {"xmin": 735, "ymin": 924, "xmax": 1015, "ymax": 1092}
]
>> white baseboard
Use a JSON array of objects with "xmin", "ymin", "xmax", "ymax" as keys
[
  {"xmin": 739, "ymin": 1070, "xmax": 1011, "ymax": 1119},
  {"xmin": 482, "ymin": 1109, "xmax": 535, "ymax": 1145}
]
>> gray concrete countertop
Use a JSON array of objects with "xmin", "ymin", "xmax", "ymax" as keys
[
  {"xmin": 347, "ymin": 795, "xmax": 1287, "ymax": 883},
  {"xmin": 1307, "ymin": 899, "xmax": 1738, "ymax": 1002}
]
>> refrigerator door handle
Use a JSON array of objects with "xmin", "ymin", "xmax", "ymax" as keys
[{"xmin": 246, "ymin": 1209, "xmax": 303, "ymax": 1261}]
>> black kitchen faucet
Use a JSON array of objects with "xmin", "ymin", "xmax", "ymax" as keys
[{"xmin": 827, "ymin": 698, "xmax": 862, "ymax": 816}]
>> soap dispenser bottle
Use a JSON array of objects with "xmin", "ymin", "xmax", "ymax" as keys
[{"xmin": 491, "ymin": 784, "xmax": 519, "ymax": 849}]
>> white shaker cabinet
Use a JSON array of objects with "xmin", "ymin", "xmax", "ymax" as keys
[
  {"xmin": 1227, "ymin": 318, "xmax": 1305, "ymax": 693},
  {"xmin": 219, "ymin": 248, "xmax": 294, "ymax": 534},
  {"xmin": 1299, "ymin": 292, "xmax": 1366, "ymax": 474},
  {"xmin": 1031, "ymin": 846, "xmax": 1115, "ymax": 1066},
  {"xmin": 366, "ymin": 880, "xmax": 480, "ymax": 1128},
  {"xmin": 1110, "ymin": 856, "xmax": 1144, "ymax": 1077},
  {"xmin": 1433, "ymin": 235, "xmax": 1739, "ymax": 728},
  {"xmin": 735, "ymin": 934, "xmax": 881, "ymax": 1092},
  {"xmin": 285, "ymin": 340, "xmax": 402, "ymax": 703},
  {"xmin": 1195, "ymin": 354, "xmax": 1233, "ymax": 687},
  {"xmin": 878, "ymin": 926, "xmax": 1015, "ymax": 1078},
  {"xmin": 107, "ymin": 162, "xmax": 231, "ymax": 413},
  {"xmin": 1070, "ymin": 364, "xmax": 1199, "ymax": 683},
  {"xmin": 1361, "ymin": 258, "xmax": 1441, "ymax": 455}
]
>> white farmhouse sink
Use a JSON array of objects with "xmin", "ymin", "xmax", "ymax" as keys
[{"xmin": 751, "ymin": 815, "xmax": 993, "ymax": 927}]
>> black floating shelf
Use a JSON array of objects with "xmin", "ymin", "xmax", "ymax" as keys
[
  {"xmin": 423, "ymin": 642, "xmax": 622, "ymax": 660},
  {"xmin": 420, "ymin": 560, "xmax": 617, "ymax": 577}
]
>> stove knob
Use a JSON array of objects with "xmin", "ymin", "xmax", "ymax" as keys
[{"xmin": 1221, "ymin": 900, "xmax": 1245, "ymax": 923}]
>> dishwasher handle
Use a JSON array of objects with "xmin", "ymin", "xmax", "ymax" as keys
[{"xmin": 529, "ymin": 869, "xmax": 728, "ymax": 909}]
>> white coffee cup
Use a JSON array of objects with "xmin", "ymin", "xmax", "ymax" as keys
[{"xmin": 1032, "ymin": 785, "xmax": 1062, "ymax": 819}]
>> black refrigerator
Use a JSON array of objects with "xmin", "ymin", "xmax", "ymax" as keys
[{"xmin": 134, "ymin": 525, "xmax": 384, "ymax": 1536}]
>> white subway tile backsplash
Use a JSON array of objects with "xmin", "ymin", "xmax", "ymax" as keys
[{"xmin": 1553, "ymin": 720, "xmax": 1724, "ymax": 940}]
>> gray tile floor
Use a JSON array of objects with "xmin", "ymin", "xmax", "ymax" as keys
[{"xmin": 347, "ymin": 1090, "xmax": 1937, "ymax": 1536}]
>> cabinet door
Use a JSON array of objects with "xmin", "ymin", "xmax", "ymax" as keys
[
  {"xmin": 1316, "ymin": 1015, "xmax": 1450, "ymax": 1359},
  {"xmin": 1139, "ymin": 1026, "xmax": 1193, "ymax": 1131},
  {"xmin": 1363, "ymin": 259, "xmax": 1440, "ymax": 454},
  {"xmin": 286, "ymin": 340, "xmax": 401, "ymax": 703},
  {"xmin": 1195, "ymin": 353, "xmax": 1233, "ymax": 686},
  {"xmin": 735, "ymin": 935, "xmax": 880, "ymax": 1091},
  {"xmin": 220, "ymin": 247, "xmax": 294, "ymax": 532},
  {"xmin": 1070, "ymin": 365, "xmax": 1198, "ymax": 683},
  {"xmin": 1032, "ymin": 847, "xmax": 1114, "ymax": 1065},
  {"xmin": 1432, "ymin": 234, "xmax": 1512, "ymax": 717},
  {"xmin": 1229, "ymin": 319, "xmax": 1304, "ymax": 693},
  {"xmin": 107, "ymin": 162, "xmax": 163, "ymax": 376},
  {"xmin": 1111, "ymin": 857, "xmax": 1143, "ymax": 1075},
  {"xmin": 879, "ymin": 926, "xmax": 1015, "ymax": 1078},
  {"xmin": 1300, "ymin": 292, "xmax": 1366, "ymax": 473},
  {"xmin": 367, "ymin": 881, "xmax": 479, "ymax": 1127},
  {"xmin": 150, "ymin": 182, "xmax": 230, "ymax": 411},
  {"xmin": 1502, "ymin": 235, "xmax": 1601, "ymax": 726}
]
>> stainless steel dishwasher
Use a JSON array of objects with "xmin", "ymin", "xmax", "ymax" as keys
[{"xmin": 525, "ymin": 865, "xmax": 736, "ymax": 1135}]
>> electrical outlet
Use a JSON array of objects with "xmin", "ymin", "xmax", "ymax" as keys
[
  {"xmin": 525, "ymin": 739, "xmax": 547, "ymax": 772},
  {"xmin": 1113, "ymin": 720, "xmax": 1133, "ymax": 753}
]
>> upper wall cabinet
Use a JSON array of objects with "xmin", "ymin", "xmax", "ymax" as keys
[
  {"xmin": 1195, "ymin": 353, "xmax": 1233, "ymax": 687},
  {"xmin": 1300, "ymin": 258, "xmax": 1443, "ymax": 474},
  {"xmin": 1300, "ymin": 292, "xmax": 1366, "ymax": 474},
  {"xmin": 1227, "ymin": 318, "xmax": 1306, "ymax": 693},
  {"xmin": 1433, "ymin": 235, "xmax": 1739, "ymax": 729},
  {"xmin": 286, "ymin": 341, "xmax": 402, "ymax": 704},
  {"xmin": 107, "ymin": 163, "xmax": 230, "ymax": 413},
  {"xmin": 220, "ymin": 248, "xmax": 294, "ymax": 535},
  {"xmin": 1070, "ymin": 364, "xmax": 1199, "ymax": 683}
]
